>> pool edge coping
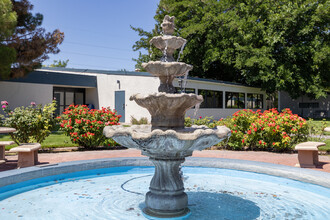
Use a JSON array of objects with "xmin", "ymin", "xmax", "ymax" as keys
[{"xmin": 0, "ymin": 157, "xmax": 329, "ymax": 188}]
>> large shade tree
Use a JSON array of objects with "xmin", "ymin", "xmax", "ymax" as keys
[
  {"xmin": 0, "ymin": 0, "xmax": 64, "ymax": 79},
  {"xmin": 132, "ymin": 0, "xmax": 329, "ymax": 98},
  {"xmin": 0, "ymin": 0, "xmax": 17, "ymax": 78}
]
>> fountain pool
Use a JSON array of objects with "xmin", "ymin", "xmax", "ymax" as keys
[{"xmin": 0, "ymin": 158, "xmax": 329, "ymax": 219}]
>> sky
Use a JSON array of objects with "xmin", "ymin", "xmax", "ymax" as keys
[{"xmin": 30, "ymin": 0, "xmax": 159, "ymax": 71}]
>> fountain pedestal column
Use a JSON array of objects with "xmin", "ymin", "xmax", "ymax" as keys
[
  {"xmin": 103, "ymin": 14, "xmax": 231, "ymax": 219},
  {"xmin": 143, "ymin": 157, "xmax": 190, "ymax": 218}
]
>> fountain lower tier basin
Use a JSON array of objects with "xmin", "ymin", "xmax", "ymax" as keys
[
  {"xmin": 103, "ymin": 124, "xmax": 230, "ymax": 158},
  {"xmin": 129, "ymin": 93, "xmax": 203, "ymax": 129},
  {"xmin": 0, "ymin": 165, "xmax": 329, "ymax": 219}
]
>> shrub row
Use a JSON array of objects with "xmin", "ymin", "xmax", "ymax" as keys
[
  {"xmin": 1, "ymin": 99, "xmax": 309, "ymax": 152},
  {"xmin": 1, "ymin": 101, "xmax": 121, "ymax": 148},
  {"xmin": 57, "ymin": 105, "xmax": 121, "ymax": 148},
  {"xmin": 185, "ymin": 108, "xmax": 309, "ymax": 152},
  {"xmin": 1, "ymin": 101, "xmax": 57, "ymax": 144}
]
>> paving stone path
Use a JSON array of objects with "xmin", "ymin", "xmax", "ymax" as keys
[{"xmin": 1, "ymin": 149, "xmax": 329, "ymax": 173}]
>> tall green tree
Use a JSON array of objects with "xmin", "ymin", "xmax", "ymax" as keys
[
  {"xmin": 0, "ymin": 0, "xmax": 17, "ymax": 79},
  {"xmin": 0, "ymin": 0, "xmax": 64, "ymax": 79},
  {"xmin": 47, "ymin": 59, "xmax": 69, "ymax": 67},
  {"xmin": 132, "ymin": 0, "xmax": 329, "ymax": 98}
]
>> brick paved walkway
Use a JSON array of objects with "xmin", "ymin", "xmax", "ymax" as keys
[{"xmin": 1, "ymin": 149, "xmax": 329, "ymax": 173}]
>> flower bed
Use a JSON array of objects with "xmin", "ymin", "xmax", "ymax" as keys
[
  {"xmin": 58, "ymin": 105, "xmax": 121, "ymax": 148},
  {"xmin": 186, "ymin": 108, "xmax": 308, "ymax": 152},
  {"xmin": 1, "ymin": 101, "xmax": 57, "ymax": 144}
]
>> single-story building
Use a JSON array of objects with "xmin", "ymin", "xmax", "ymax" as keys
[
  {"xmin": 0, "ymin": 67, "xmax": 266, "ymax": 122},
  {"xmin": 279, "ymin": 91, "xmax": 330, "ymax": 118}
]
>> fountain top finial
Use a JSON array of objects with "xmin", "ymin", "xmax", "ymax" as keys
[{"xmin": 161, "ymin": 15, "xmax": 175, "ymax": 35}]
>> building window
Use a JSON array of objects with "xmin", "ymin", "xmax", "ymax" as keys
[
  {"xmin": 53, "ymin": 87, "xmax": 85, "ymax": 115},
  {"xmin": 198, "ymin": 89, "xmax": 223, "ymax": 108},
  {"xmin": 247, "ymin": 93, "xmax": 263, "ymax": 109},
  {"xmin": 299, "ymin": 103, "xmax": 319, "ymax": 108},
  {"xmin": 175, "ymin": 87, "xmax": 196, "ymax": 94},
  {"xmin": 225, "ymin": 92, "xmax": 245, "ymax": 109}
]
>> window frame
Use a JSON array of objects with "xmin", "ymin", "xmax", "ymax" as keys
[
  {"xmin": 247, "ymin": 93, "xmax": 263, "ymax": 109},
  {"xmin": 299, "ymin": 102, "xmax": 319, "ymax": 108},
  {"xmin": 225, "ymin": 92, "xmax": 245, "ymax": 109},
  {"xmin": 53, "ymin": 87, "xmax": 86, "ymax": 115},
  {"xmin": 198, "ymin": 89, "xmax": 223, "ymax": 108}
]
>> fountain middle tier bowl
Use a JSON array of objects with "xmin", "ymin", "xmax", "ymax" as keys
[
  {"xmin": 103, "ymin": 124, "xmax": 231, "ymax": 158},
  {"xmin": 141, "ymin": 61, "xmax": 193, "ymax": 77},
  {"xmin": 150, "ymin": 36, "xmax": 186, "ymax": 51},
  {"xmin": 130, "ymin": 93, "xmax": 203, "ymax": 128}
]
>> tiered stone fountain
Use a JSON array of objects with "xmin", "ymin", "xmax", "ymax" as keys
[{"xmin": 104, "ymin": 15, "xmax": 231, "ymax": 219}]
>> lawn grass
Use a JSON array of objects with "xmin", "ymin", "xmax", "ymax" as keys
[
  {"xmin": 1, "ymin": 132, "xmax": 78, "ymax": 150},
  {"xmin": 319, "ymin": 139, "xmax": 330, "ymax": 151},
  {"xmin": 306, "ymin": 118, "xmax": 330, "ymax": 151}
]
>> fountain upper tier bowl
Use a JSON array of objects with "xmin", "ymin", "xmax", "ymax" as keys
[
  {"xmin": 103, "ymin": 124, "xmax": 231, "ymax": 158},
  {"xmin": 130, "ymin": 93, "xmax": 203, "ymax": 128},
  {"xmin": 150, "ymin": 36, "xmax": 186, "ymax": 51},
  {"xmin": 141, "ymin": 61, "xmax": 192, "ymax": 78}
]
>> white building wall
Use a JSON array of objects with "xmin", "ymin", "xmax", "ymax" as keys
[
  {"xmin": 279, "ymin": 91, "xmax": 330, "ymax": 118},
  {"xmin": 0, "ymin": 81, "xmax": 52, "ymax": 114},
  {"xmin": 96, "ymin": 75, "xmax": 266, "ymax": 122},
  {"xmin": 0, "ymin": 68, "xmax": 267, "ymax": 123},
  {"xmin": 96, "ymin": 74, "xmax": 159, "ymax": 123},
  {"xmin": 85, "ymin": 88, "xmax": 99, "ymax": 109},
  {"xmin": 173, "ymin": 79, "xmax": 266, "ymax": 120}
]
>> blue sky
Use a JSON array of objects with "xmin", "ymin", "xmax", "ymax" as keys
[{"xmin": 30, "ymin": 0, "xmax": 159, "ymax": 71}]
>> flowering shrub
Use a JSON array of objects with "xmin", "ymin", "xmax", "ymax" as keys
[
  {"xmin": 58, "ymin": 105, "xmax": 121, "ymax": 148},
  {"xmin": 1, "ymin": 101, "xmax": 57, "ymax": 144},
  {"xmin": 131, "ymin": 116, "xmax": 148, "ymax": 125},
  {"xmin": 185, "ymin": 116, "xmax": 213, "ymax": 127},
  {"xmin": 216, "ymin": 108, "xmax": 308, "ymax": 152}
]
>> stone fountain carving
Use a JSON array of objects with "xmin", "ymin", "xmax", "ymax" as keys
[{"xmin": 104, "ymin": 15, "xmax": 231, "ymax": 219}]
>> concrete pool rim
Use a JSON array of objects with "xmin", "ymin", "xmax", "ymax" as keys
[{"xmin": 0, "ymin": 157, "xmax": 329, "ymax": 189}]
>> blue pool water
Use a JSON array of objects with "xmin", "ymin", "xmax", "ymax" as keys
[{"xmin": 0, "ymin": 166, "xmax": 329, "ymax": 219}]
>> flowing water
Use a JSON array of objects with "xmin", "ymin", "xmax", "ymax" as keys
[
  {"xmin": 177, "ymin": 41, "xmax": 186, "ymax": 62},
  {"xmin": 194, "ymin": 103, "xmax": 201, "ymax": 117},
  {"xmin": 149, "ymin": 46, "xmax": 152, "ymax": 59},
  {"xmin": 182, "ymin": 69, "xmax": 190, "ymax": 92},
  {"xmin": 163, "ymin": 39, "xmax": 168, "ymax": 62}
]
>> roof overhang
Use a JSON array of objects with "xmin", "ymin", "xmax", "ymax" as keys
[{"xmin": 5, "ymin": 70, "xmax": 97, "ymax": 88}]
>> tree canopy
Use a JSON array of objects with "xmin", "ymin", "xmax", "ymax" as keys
[
  {"xmin": 132, "ymin": 0, "xmax": 329, "ymax": 98},
  {"xmin": 47, "ymin": 59, "xmax": 69, "ymax": 67},
  {"xmin": 0, "ymin": 0, "xmax": 64, "ymax": 79},
  {"xmin": 0, "ymin": 0, "xmax": 17, "ymax": 78}
]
